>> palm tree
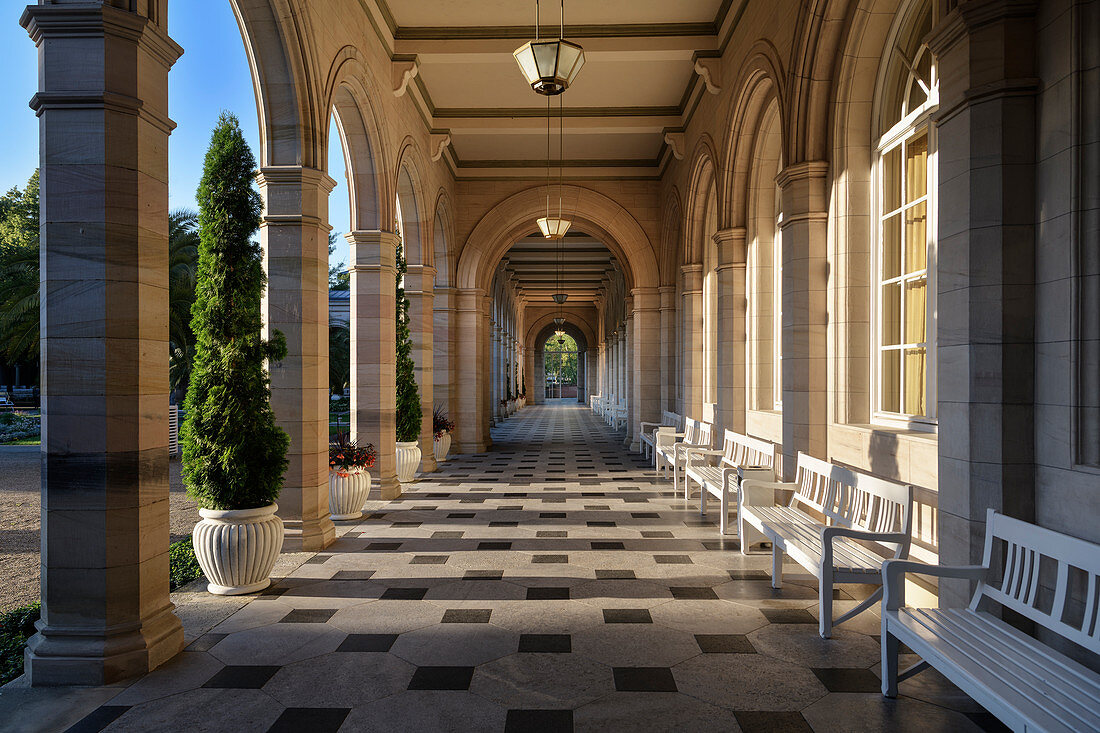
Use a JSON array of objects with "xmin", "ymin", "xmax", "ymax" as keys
[{"xmin": 168, "ymin": 209, "xmax": 200, "ymax": 395}]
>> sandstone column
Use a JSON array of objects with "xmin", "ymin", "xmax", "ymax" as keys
[
  {"xmin": 406, "ymin": 264, "xmax": 436, "ymax": 472},
  {"xmin": 659, "ymin": 286, "xmax": 677, "ymax": 414},
  {"xmin": 929, "ymin": 0, "xmax": 1038, "ymax": 606},
  {"xmin": 586, "ymin": 348, "xmax": 598, "ymax": 403},
  {"xmin": 714, "ymin": 228, "xmax": 749, "ymax": 434},
  {"xmin": 349, "ymin": 230, "xmax": 400, "ymax": 500},
  {"xmin": 631, "ymin": 288, "xmax": 662, "ymax": 450},
  {"xmin": 777, "ymin": 162, "xmax": 829, "ymax": 476},
  {"xmin": 22, "ymin": 2, "xmax": 184, "ymax": 685},
  {"xmin": 454, "ymin": 289, "xmax": 489, "ymax": 452},
  {"xmin": 433, "ymin": 286, "xmax": 456, "ymax": 428},
  {"xmin": 681, "ymin": 265, "xmax": 704, "ymax": 419}
]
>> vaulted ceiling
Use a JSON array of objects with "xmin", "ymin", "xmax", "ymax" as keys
[
  {"xmin": 362, "ymin": 0, "xmax": 748, "ymax": 180},
  {"xmin": 502, "ymin": 233, "xmax": 617, "ymax": 305}
]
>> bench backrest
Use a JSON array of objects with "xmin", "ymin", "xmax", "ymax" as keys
[
  {"xmin": 661, "ymin": 411, "xmax": 681, "ymax": 428},
  {"xmin": 976, "ymin": 509, "xmax": 1100, "ymax": 655},
  {"xmin": 681, "ymin": 418, "xmax": 698, "ymax": 444},
  {"xmin": 694, "ymin": 421, "xmax": 713, "ymax": 448},
  {"xmin": 718, "ymin": 430, "xmax": 776, "ymax": 473},
  {"xmin": 788, "ymin": 452, "xmax": 911, "ymax": 542}
]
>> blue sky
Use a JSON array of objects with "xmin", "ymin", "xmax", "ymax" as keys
[{"xmin": 0, "ymin": 0, "xmax": 351, "ymax": 268}]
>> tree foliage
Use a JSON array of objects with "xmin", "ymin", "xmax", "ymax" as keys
[
  {"xmin": 181, "ymin": 113, "xmax": 289, "ymax": 510},
  {"xmin": 169, "ymin": 209, "xmax": 201, "ymax": 395},
  {"xmin": 544, "ymin": 332, "xmax": 578, "ymax": 384},
  {"xmin": 395, "ymin": 235, "xmax": 422, "ymax": 443},
  {"xmin": 330, "ymin": 323, "xmax": 350, "ymax": 395},
  {"xmin": 328, "ymin": 232, "xmax": 349, "ymax": 291},
  {"xmin": 0, "ymin": 171, "xmax": 40, "ymax": 365}
]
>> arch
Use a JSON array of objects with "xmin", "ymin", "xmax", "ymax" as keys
[
  {"xmin": 525, "ymin": 310, "xmax": 597, "ymax": 354},
  {"xmin": 683, "ymin": 137, "xmax": 719, "ymax": 266},
  {"xmin": 457, "ymin": 185, "xmax": 659, "ymax": 294},
  {"xmin": 395, "ymin": 139, "xmax": 429, "ymax": 266},
  {"xmin": 231, "ymin": 0, "xmax": 322, "ymax": 168},
  {"xmin": 659, "ymin": 188, "xmax": 683, "ymax": 287},
  {"xmin": 432, "ymin": 189, "xmax": 455, "ymax": 288},
  {"xmin": 324, "ymin": 50, "xmax": 389, "ymax": 231}
]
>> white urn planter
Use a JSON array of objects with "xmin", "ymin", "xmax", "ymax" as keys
[
  {"xmin": 396, "ymin": 440, "xmax": 421, "ymax": 483},
  {"xmin": 433, "ymin": 431, "xmax": 452, "ymax": 462},
  {"xmin": 192, "ymin": 503, "xmax": 283, "ymax": 595},
  {"xmin": 329, "ymin": 467, "xmax": 371, "ymax": 520}
]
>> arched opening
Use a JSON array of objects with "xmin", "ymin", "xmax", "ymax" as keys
[{"xmin": 543, "ymin": 331, "xmax": 579, "ymax": 401}]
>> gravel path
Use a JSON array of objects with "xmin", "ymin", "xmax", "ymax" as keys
[{"xmin": 0, "ymin": 447, "xmax": 200, "ymax": 614}]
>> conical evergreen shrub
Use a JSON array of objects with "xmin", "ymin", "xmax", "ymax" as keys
[
  {"xmin": 181, "ymin": 112, "xmax": 289, "ymax": 510},
  {"xmin": 395, "ymin": 234, "xmax": 422, "ymax": 442}
]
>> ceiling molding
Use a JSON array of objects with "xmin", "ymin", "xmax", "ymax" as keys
[{"xmin": 393, "ymin": 22, "xmax": 718, "ymax": 41}]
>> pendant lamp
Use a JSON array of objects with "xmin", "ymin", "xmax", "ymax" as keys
[{"xmin": 514, "ymin": 0, "xmax": 585, "ymax": 96}]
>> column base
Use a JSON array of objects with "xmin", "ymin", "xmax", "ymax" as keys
[
  {"xmin": 455, "ymin": 441, "xmax": 488, "ymax": 454},
  {"xmin": 379, "ymin": 474, "xmax": 402, "ymax": 501},
  {"xmin": 25, "ymin": 603, "xmax": 183, "ymax": 687},
  {"xmin": 281, "ymin": 516, "xmax": 336, "ymax": 552},
  {"xmin": 629, "ymin": 440, "xmax": 641, "ymax": 452},
  {"xmin": 419, "ymin": 451, "xmax": 438, "ymax": 473}
]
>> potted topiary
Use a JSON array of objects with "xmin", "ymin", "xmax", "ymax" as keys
[
  {"xmin": 182, "ymin": 113, "xmax": 288, "ymax": 596},
  {"xmin": 329, "ymin": 433, "xmax": 376, "ymax": 520},
  {"xmin": 395, "ymin": 233, "xmax": 422, "ymax": 483},
  {"xmin": 433, "ymin": 404, "xmax": 455, "ymax": 462},
  {"xmin": 519, "ymin": 375, "xmax": 527, "ymax": 409}
]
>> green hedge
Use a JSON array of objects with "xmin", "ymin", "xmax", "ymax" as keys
[{"xmin": 0, "ymin": 538, "xmax": 204, "ymax": 686}]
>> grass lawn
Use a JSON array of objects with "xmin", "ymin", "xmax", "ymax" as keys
[{"xmin": 0, "ymin": 438, "xmax": 39, "ymax": 446}]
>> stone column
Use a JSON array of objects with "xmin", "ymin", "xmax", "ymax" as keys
[
  {"xmin": 929, "ymin": 0, "xmax": 1038, "ymax": 606},
  {"xmin": 681, "ymin": 265, "xmax": 704, "ymax": 418},
  {"xmin": 433, "ymin": 286, "xmax": 455, "ymax": 429},
  {"xmin": 406, "ymin": 265, "xmax": 436, "ymax": 472},
  {"xmin": 349, "ymin": 230, "xmax": 400, "ymax": 500},
  {"xmin": 659, "ymin": 286, "xmax": 677, "ymax": 414},
  {"xmin": 259, "ymin": 165, "xmax": 337, "ymax": 549},
  {"xmin": 777, "ymin": 162, "xmax": 829, "ymax": 476},
  {"xmin": 714, "ymin": 228, "xmax": 748, "ymax": 434},
  {"xmin": 631, "ymin": 288, "xmax": 662, "ymax": 451},
  {"xmin": 454, "ymin": 289, "xmax": 489, "ymax": 452},
  {"xmin": 481, "ymin": 295, "xmax": 494, "ymax": 444},
  {"xmin": 21, "ymin": 2, "xmax": 184, "ymax": 686},
  {"xmin": 587, "ymin": 348, "xmax": 599, "ymax": 402},
  {"xmin": 623, "ymin": 294, "xmax": 635, "ymax": 445}
]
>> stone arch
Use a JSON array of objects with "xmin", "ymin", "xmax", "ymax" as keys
[
  {"xmin": 433, "ymin": 189, "xmax": 455, "ymax": 288},
  {"xmin": 529, "ymin": 317, "xmax": 593, "ymax": 404},
  {"xmin": 324, "ymin": 49, "xmax": 389, "ymax": 231},
  {"xmin": 395, "ymin": 139, "xmax": 429, "ymax": 266},
  {"xmin": 456, "ymin": 185, "xmax": 659, "ymax": 294},
  {"xmin": 683, "ymin": 136, "xmax": 719, "ymax": 266},
  {"xmin": 660, "ymin": 188, "xmax": 683, "ymax": 287},
  {"xmin": 525, "ymin": 311, "xmax": 597, "ymax": 354}
]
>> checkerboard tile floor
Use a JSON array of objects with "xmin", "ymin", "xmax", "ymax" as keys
[{"xmin": 62, "ymin": 403, "xmax": 1004, "ymax": 732}]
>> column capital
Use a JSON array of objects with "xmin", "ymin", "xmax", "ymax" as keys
[
  {"xmin": 775, "ymin": 161, "xmax": 829, "ymax": 189},
  {"xmin": 257, "ymin": 165, "xmax": 338, "ymax": 194},
  {"xmin": 348, "ymin": 230, "xmax": 400, "ymax": 269},
  {"xmin": 680, "ymin": 264, "xmax": 703, "ymax": 293},
  {"xmin": 630, "ymin": 287, "xmax": 661, "ymax": 311},
  {"xmin": 405, "ymin": 263, "xmax": 437, "ymax": 292},
  {"xmin": 713, "ymin": 227, "xmax": 747, "ymax": 269},
  {"xmin": 658, "ymin": 285, "xmax": 677, "ymax": 309}
]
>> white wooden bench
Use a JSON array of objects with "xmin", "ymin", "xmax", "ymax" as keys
[
  {"xmin": 601, "ymin": 395, "xmax": 617, "ymax": 425},
  {"xmin": 589, "ymin": 394, "xmax": 600, "ymax": 413},
  {"xmin": 639, "ymin": 411, "xmax": 681, "ymax": 459},
  {"xmin": 609, "ymin": 398, "xmax": 628, "ymax": 431},
  {"xmin": 682, "ymin": 429, "xmax": 776, "ymax": 534},
  {"xmin": 740, "ymin": 452, "xmax": 912, "ymax": 638},
  {"xmin": 669, "ymin": 420, "xmax": 712, "ymax": 498},
  {"xmin": 881, "ymin": 509, "xmax": 1100, "ymax": 732},
  {"xmin": 654, "ymin": 417, "xmax": 696, "ymax": 477}
]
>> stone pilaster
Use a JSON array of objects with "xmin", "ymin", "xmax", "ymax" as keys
[
  {"xmin": 929, "ymin": 0, "xmax": 1038, "ymax": 606},
  {"xmin": 680, "ymin": 265, "xmax": 704, "ymax": 419},
  {"xmin": 433, "ymin": 286, "xmax": 455, "ymax": 431},
  {"xmin": 659, "ymin": 286, "xmax": 677, "ymax": 414},
  {"xmin": 454, "ymin": 289, "xmax": 489, "ymax": 453},
  {"xmin": 714, "ymin": 228, "xmax": 748, "ymax": 434},
  {"xmin": 349, "ymin": 230, "xmax": 400, "ymax": 500},
  {"xmin": 406, "ymin": 264, "xmax": 436, "ymax": 473},
  {"xmin": 777, "ymin": 161, "xmax": 829, "ymax": 477},
  {"xmin": 22, "ymin": 2, "xmax": 184, "ymax": 685},
  {"xmin": 631, "ymin": 288, "xmax": 662, "ymax": 451}
]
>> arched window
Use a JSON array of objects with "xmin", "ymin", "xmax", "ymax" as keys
[
  {"xmin": 875, "ymin": 0, "xmax": 938, "ymax": 426},
  {"xmin": 773, "ymin": 158, "xmax": 783, "ymax": 410}
]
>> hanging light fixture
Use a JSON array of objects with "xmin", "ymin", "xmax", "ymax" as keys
[
  {"xmin": 538, "ymin": 93, "xmax": 570, "ymax": 241},
  {"xmin": 514, "ymin": 0, "xmax": 585, "ymax": 96}
]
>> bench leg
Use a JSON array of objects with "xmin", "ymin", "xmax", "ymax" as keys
[
  {"xmin": 881, "ymin": 625, "xmax": 900, "ymax": 698},
  {"xmin": 718, "ymin": 487, "xmax": 728, "ymax": 535},
  {"xmin": 818, "ymin": 569, "xmax": 833, "ymax": 639},
  {"xmin": 699, "ymin": 485, "xmax": 707, "ymax": 517},
  {"xmin": 771, "ymin": 545, "xmax": 783, "ymax": 589}
]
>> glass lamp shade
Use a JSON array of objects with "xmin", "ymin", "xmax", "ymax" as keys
[
  {"xmin": 513, "ymin": 39, "xmax": 585, "ymax": 96},
  {"xmin": 538, "ymin": 216, "xmax": 571, "ymax": 239},
  {"xmin": 551, "ymin": 293, "xmax": 568, "ymax": 305},
  {"xmin": 553, "ymin": 317, "xmax": 565, "ymax": 326}
]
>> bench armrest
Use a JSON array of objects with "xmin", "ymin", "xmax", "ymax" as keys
[
  {"xmin": 881, "ymin": 559, "xmax": 987, "ymax": 611},
  {"xmin": 684, "ymin": 447, "xmax": 722, "ymax": 467},
  {"xmin": 725, "ymin": 465, "xmax": 773, "ymax": 492},
  {"xmin": 738, "ymin": 478, "xmax": 796, "ymax": 507},
  {"xmin": 822, "ymin": 526, "xmax": 912, "ymax": 556},
  {"xmin": 639, "ymin": 421, "xmax": 663, "ymax": 432},
  {"xmin": 655, "ymin": 431, "xmax": 685, "ymax": 448}
]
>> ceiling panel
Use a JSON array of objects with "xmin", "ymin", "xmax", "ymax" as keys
[
  {"xmin": 452, "ymin": 130, "xmax": 662, "ymax": 162},
  {"xmin": 385, "ymin": 0, "xmax": 725, "ymax": 28}
]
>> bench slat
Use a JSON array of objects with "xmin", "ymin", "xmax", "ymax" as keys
[{"xmin": 755, "ymin": 511, "xmax": 887, "ymax": 572}]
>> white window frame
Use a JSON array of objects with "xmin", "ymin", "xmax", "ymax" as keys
[
  {"xmin": 773, "ymin": 208, "xmax": 783, "ymax": 410},
  {"xmin": 871, "ymin": 49, "xmax": 939, "ymax": 431}
]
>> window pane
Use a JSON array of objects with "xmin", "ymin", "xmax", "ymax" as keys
[
  {"xmin": 904, "ymin": 347, "xmax": 926, "ymax": 415},
  {"xmin": 883, "ymin": 146, "xmax": 902, "ymax": 213},
  {"xmin": 906, "ymin": 132, "xmax": 928, "ymax": 203},
  {"xmin": 905, "ymin": 201, "xmax": 927, "ymax": 273},
  {"xmin": 883, "ymin": 213, "xmax": 902, "ymax": 279},
  {"xmin": 882, "ymin": 282, "xmax": 901, "ymax": 346},
  {"xmin": 905, "ymin": 278, "xmax": 927, "ymax": 344},
  {"xmin": 882, "ymin": 350, "xmax": 900, "ymax": 413}
]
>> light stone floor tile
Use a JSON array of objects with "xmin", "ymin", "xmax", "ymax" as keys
[
  {"xmin": 574, "ymin": 691, "xmax": 744, "ymax": 731},
  {"xmin": 327, "ymin": 600, "xmax": 443, "ymax": 634},
  {"xmin": 262, "ymin": 651, "xmax": 414, "ymax": 707},
  {"xmin": 747, "ymin": 623, "xmax": 883, "ymax": 668},
  {"xmin": 103, "ymin": 689, "xmax": 283, "ymax": 732},
  {"xmin": 800, "ymin": 691, "xmax": 988, "ymax": 732},
  {"xmin": 672, "ymin": 653, "xmax": 829, "ymax": 711},
  {"xmin": 207, "ymin": 623, "xmax": 346, "ymax": 666},
  {"xmin": 341, "ymin": 690, "xmax": 506, "ymax": 732},
  {"xmin": 389, "ymin": 623, "xmax": 519, "ymax": 667},
  {"xmin": 572, "ymin": 624, "xmax": 702, "ymax": 667},
  {"xmin": 108, "ymin": 652, "xmax": 223, "ymax": 706},
  {"xmin": 572, "ymin": 578, "xmax": 675, "ymax": 608},
  {"xmin": 649, "ymin": 599, "xmax": 769, "ymax": 634},
  {"xmin": 470, "ymin": 651, "xmax": 614, "ymax": 709}
]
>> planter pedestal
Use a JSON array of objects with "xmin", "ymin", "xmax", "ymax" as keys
[
  {"xmin": 192, "ymin": 503, "xmax": 283, "ymax": 595},
  {"xmin": 329, "ymin": 468, "xmax": 371, "ymax": 520},
  {"xmin": 396, "ymin": 441, "xmax": 422, "ymax": 483},
  {"xmin": 433, "ymin": 431, "xmax": 452, "ymax": 462}
]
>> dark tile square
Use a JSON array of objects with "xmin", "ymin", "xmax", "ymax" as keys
[
  {"xmin": 336, "ymin": 633, "xmax": 399, "ymax": 652},
  {"xmin": 304, "ymin": 555, "xmax": 331, "ymax": 565},
  {"xmin": 365, "ymin": 513, "xmax": 388, "ymax": 519},
  {"xmin": 729, "ymin": 570, "xmax": 770, "ymax": 580},
  {"xmin": 391, "ymin": 521, "xmax": 422, "ymax": 528},
  {"xmin": 448, "ymin": 512, "xmax": 476, "ymax": 519},
  {"xmin": 587, "ymin": 521, "xmax": 616, "ymax": 528},
  {"xmin": 442, "ymin": 608, "xmax": 492, "ymax": 623},
  {"xmin": 603, "ymin": 608, "xmax": 652, "ymax": 624},
  {"xmin": 695, "ymin": 634, "xmax": 755, "ymax": 654},
  {"xmin": 478, "ymin": 541, "xmax": 512, "ymax": 551},
  {"xmin": 540, "ymin": 512, "xmax": 567, "ymax": 519},
  {"xmin": 412, "ymin": 505, "xmax": 437, "ymax": 511},
  {"xmin": 331, "ymin": 570, "xmax": 376, "ymax": 581},
  {"xmin": 505, "ymin": 709, "xmax": 573, "ymax": 733},
  {"xmin": 613, "ymin": 666, "xmax": 678, "ymax": 692},
  {"xmin": 490, "ymin": 521, "xmax": 519, "ymax": 527},
  {"xmin": 410, "ymin": 555, "xmax": 449, "ymax": 565},
  {"xmin": 595, "ymin": 569, "xmax": 636, "ymax": 580},
  {"xmin": 65, "ymin": 706, "xmax": 130, "ymax": 733},
  {"xmin": 432, "ymin": 531, "xmax": 464, "ymax": 539},
  {"xmin": 733, "ymin": 711, "xmax": 812, "ymax": 733},
  {"xmin": 258, "ymin": 585, "xmax": 289, "ymax": 598},
  {"xmin": 762, "ymin": 608, "xmax": 816, "ymax": 624},
  {"xmin": 654, "ymin": 555, "xmax": 693, "ymax": 564},
  {"xmin": 380, "ymin": 587, "xmax": 428, "ymax": 600},
  {"xmin": 670, "ymin": 586, "xmax": 719, "ymax": 600},
  {"xmin": 186, "ymin": 633, "xmax": 227, "ymax": 652},
  {"xmin": 279, "ymin": 608, "xmax": 337, "ymax": 623},
  {"xmin": 526, "ymin": 587, "xmax": 570, "ymax": 600},
  {"xmin": 702, "ymin": 539, "xmax": 741, "ymax": 551},
  {"xmin": 537, "ymin": 530, "xmax": 568, "ymax": 538},
  {"xmin": 532, "ymin": 554, "xmax": 569, "ymax": 563},
  {"xmin": 640, "ymin": 530, "xmax": 675, "ymax": 539},
  {"xmin": 632, "ymin": 512, "xmax": 661, "ymax": 519},
  {"xmin": 965, "ymin": 712, "xmax": 1013, "ymax": 732},
  {"xmin": 590, "ymin": 541, "xmax": 625, "ymax": 551},
  {"xmin": 366, "ymin": 542, "xmax": 403, "ymax": 551},
  {"xmin": 202, "ymin": 665, "xmax": 281, "ymax": 689},
  {"xmin": 408, "ymin": 666, "xmax": 475, "ymax": 691},
  {"xmin": 811, "ymin": 667, "xmax": 881, "ymax": 693},
  {"xmin": 465, "ymin": 570, "xmax": 504, "ymax": 580},
  {"xmin": 518, "ymin": 633, "xmax": 572, "ymax": 653},
  {"xmin": 585, "ymin": 505, "xmax": 611, "ymax": 511},
  {"xmin": 267, "ymin": 707, "xmax": 350, "ymax": 733}
]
